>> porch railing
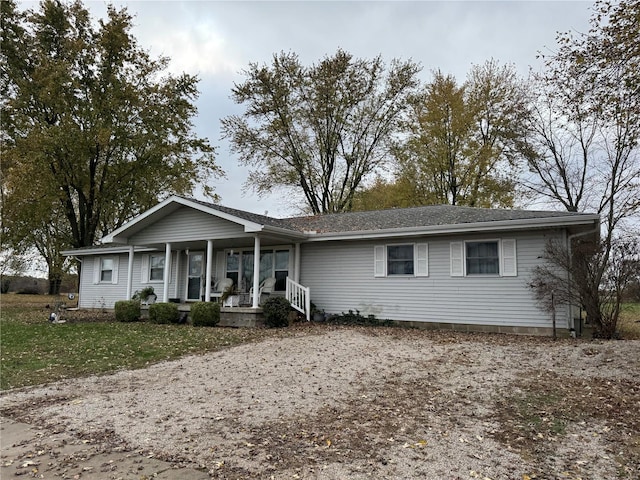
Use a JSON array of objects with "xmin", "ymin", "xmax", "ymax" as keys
[{"xmin": 286, "ymin": 277, "xmax": 310, "ymax": 321}]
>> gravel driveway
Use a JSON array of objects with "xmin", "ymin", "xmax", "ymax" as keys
[{"xmin": 1, "ymin": 325, "xmax": 639, "ymax": 479}]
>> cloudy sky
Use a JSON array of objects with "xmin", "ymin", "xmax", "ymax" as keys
[{"xmin": 42, "ymin": 0, "xmax": 595, "ymax": 216}]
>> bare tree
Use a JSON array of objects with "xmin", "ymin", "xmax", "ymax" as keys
[
  {"xmin": 531, "ymin": 236, "xmax": 639, "ymax": 338},
  {"xmin": 525, "ymin": 0, "xmax": 639, "ymax": 337}
]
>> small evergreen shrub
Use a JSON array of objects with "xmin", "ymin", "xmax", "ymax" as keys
[
  {"xmin": 191, "ymin": 302, "xmax": 220, "ymax": 327},
  {"xmin": 326, "ymin": 309, "xmax": 393, "ymax": 327},
  {"xmin": 149, "ymin": 302, "xmax": 180, "ymax": 324},
  {"xmin": 115, "ymin": 299, "xmax": 141, "ymax": 322},
  {"xmin": 262, "ymin": 296, "xmax": 292, "ymax": 328}
]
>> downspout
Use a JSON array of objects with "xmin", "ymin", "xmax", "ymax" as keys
[{"xmin": 566, "ymin": 220, "xmax": 600, "ymax": 334}]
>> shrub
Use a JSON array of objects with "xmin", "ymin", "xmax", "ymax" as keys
[
  {"xmin": 326, "ymin": 309, "xmax": 392, "ymax": 327},
  {"xmin": 114, "ymin": 300, "xmax": 141, "ymax": 322},
  {"xmin": 149, "ymin": 302, "xmax": 180, "ymax": 324},
  {"xmin": 262, "ymin": 296, "xmax": 292, "ymax": 328},
  {"xmin": 17, "ymin": 286, "xmax": 43, "ymax": 295},
  {"xmin": 191, "ymin": 302, "xmax": 220, "ymax": 327}
]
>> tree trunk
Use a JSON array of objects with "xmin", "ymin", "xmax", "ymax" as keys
[{"xmin": 48, "ymin": 271, "xmax": 62, "ymax": 295}]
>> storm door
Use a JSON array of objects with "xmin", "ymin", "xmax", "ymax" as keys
[{"xmin": 187, "ymin": 252, "xmax": 204, "ymax": 301}]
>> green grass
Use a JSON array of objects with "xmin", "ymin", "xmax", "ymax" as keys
[
  {"xmin": 619, "ymin": 303, "xmax": 640, "ymax": 339},
  {"xmin": 0, "ymin": 294, "xmax": 273, "ymax": 390}
]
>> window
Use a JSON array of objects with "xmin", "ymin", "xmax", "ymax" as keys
[
  {"xmin": 374, "ymin": 243, "xmax": 428, "ymax": 277},
  {"xmin": 93, "ymin": 256, "xmax": 118, "ymax": 284},
  {"xmin": 225, "ymin": 252, "xmax": 239, "ymax": 289},
  {"xmin": 225, "ymin": 249, "xmax": 290, "ymax": 291},
  {"xmin": 274, "ymin": 250, "xmax": 289, "ymax": 290},
  {"xmin": 466, "ymin": 241, "xmax": 499, "ymax": 275},
  {"xmin": 387, "ymin": 245, "xmax": 414, "ymax": 275},
  {"xmin": 149, "ymin": 255, "xmax": 165, "ymax": 281},
  {"xmin": 450, "ymin": 239, "xmax": 517, "ymax": 277},
  {"xmin": 100, "ymin": 258, "xmax": 114, "ymax": 282}
]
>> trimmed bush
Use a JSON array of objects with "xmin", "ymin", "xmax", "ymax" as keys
[
  {"xmin": 115, "ymin": 299, "xmax": 141, "ymax": 322},
  {"xmin": 191, "ymin": 302, "xmax": 220, "ymax": 327},
  {"xmin": 262, "ymin": 296, "xmax": 292, "ymax": 328},
  {"xmin": 148, "ymin": 302, "xmax": 180, "ymax": 324}
]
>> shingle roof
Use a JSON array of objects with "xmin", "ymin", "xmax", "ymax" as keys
[
  {"xmin": 184, "ymin": 196, "xmax": 596, "ymax": 235},
  {"xmin": 187, "ymin": 197, "xmax": 294, "ymax": 230},
  {"xmin": 281, "ymin": 204, "xmax": 593, "ymax": 233}
]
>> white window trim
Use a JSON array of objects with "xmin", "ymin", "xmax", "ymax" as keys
[
  {"xmin": 93, "ymin": 256, "xmax": 119, "ymax": 285},
  {"xmin": 450, "ymin": 239, "xmax": 517, "ymax": 277},
  {"xmin": 374, "ymin": 243, "xmax": 428, "ymax": 278},
  {"xmin": 141, "ymin": 253, "xmax": 169, "ymax": 284}
]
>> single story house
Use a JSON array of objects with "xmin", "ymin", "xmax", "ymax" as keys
[{"xmin": 63, "ymin": 195, "xmax": 600, "ymax": 335}]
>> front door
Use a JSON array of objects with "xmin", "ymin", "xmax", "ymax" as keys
[{"xmin": 187, "ymin": 252, "xmax": 204, "ymax": 301}]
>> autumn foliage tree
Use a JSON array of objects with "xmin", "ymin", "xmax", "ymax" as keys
[
  {"xmin": 1, "ymin": 0, "xmax": 219, "ymax": 292},
  {"xmin": 222, "ymin": 49, "xmax": 421, "ymax": 214},
  {"xmin": 389, "ymin": 60, "xmax": 530, "ymax": 209}
]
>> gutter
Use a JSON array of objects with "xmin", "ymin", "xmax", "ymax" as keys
[{"xmin": 305, "ymin": 214, "xmax": 601, "ymax": 242}]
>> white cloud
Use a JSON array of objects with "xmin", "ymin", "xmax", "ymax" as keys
[{"xmin": 144, "ymin": 19, "xmax": 240, "ymax": 76}]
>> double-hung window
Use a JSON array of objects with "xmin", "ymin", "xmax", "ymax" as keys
[
  {"xmin": 466, "ymin": 241, "xmax": 499, "ymax": 275},
  {"xmin": 100, "ymin": 258, "xmax": 114, "ymax": 282},
  {"xmin": 149, "ymin": 255, "xmax": 165, "ymax": 281},
  {"xmin": 141, "ymin": 254, "xmax": 167, "ymax": 283},
  {"xmin": 374, "ymin": 243, "xmax": 428, "ymax": 277},
  {"xmin": 93, "ymin": 256, "xmax": 118, "ymax": 284},
  {"xmin": 274, "ymin": 250, "xmax": 290, "ymax": 290},
  {"xmin": 387, "ymin": 245, "xmax": 415, "ymax": 275},
  {"xmin": 450, "ymin": 239, "xmax": 517, "ymax": 277}
]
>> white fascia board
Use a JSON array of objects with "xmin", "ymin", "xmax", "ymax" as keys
[
  {"xmin": 304, "ymin": 214, "xmax": 601, "ymax": 242},
  {"xmin": 61, "ymin": 246, "xmax": 157, "ymax": 256}
]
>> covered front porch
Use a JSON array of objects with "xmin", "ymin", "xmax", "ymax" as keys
[{"xmin": 92, "ymin": 197, "xmax": 311, "ymax": 319}]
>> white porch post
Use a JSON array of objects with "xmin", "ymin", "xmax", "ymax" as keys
[
  {"xmin": 294, "ymin": 243, "xmax": 301, "ymax": 283},
  {"xmin": 163, "ymin": 243, "xmax": 171, "ymax": 302},
  {"xmin": 252, "ymin": 236, "xmax": 261, "ymax": 308},
  {"xmin": 126, "ymin": 246, "xmax": 134, "ymax": 300},
  {"xmin": 205, "ymin": 240, "xmax": 213, "ymax": 302},
  {"xmin": 174, "ymin": 250, "xmax": 181, "ymax": 299}
]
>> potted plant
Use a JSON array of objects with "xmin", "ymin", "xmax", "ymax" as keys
[
  {"xmin": 220, "ymin": 284, "xmax": 239, "ymax": 307},
  {"xmin": 133, "ymin": 286, "xmax": 156, "ymax": 305}
]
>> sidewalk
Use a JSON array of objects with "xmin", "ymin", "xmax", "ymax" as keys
[{"xmin": 1, "ymin": 417, "xmax": 211, "ymax": 479}]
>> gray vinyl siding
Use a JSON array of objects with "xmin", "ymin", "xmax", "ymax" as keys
[
  {"xmin": 129, "ymin": 207, "xmax": 246, "ymax": 245},
  {"xmin": 299, "ymin": 230, "xmax": 568, "ymax": 329},
  {"xmin": 78, "ymin": 252, "xmax": 181, "ymax": 308},
  {"xmin": 78, "ymin": 253, "xmax": 128, "ymax": 308}
]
